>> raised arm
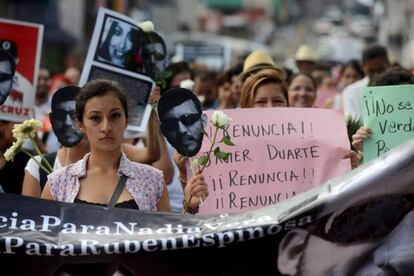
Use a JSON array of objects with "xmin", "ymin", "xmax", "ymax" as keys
[{"xmin": 182, "ymin": 169, "xmax": 209, "ymax": 214}]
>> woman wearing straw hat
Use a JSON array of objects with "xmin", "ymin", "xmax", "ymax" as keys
[{"xmin": 240, "ymin": 50, "xmax": 286, "ymax": 83}]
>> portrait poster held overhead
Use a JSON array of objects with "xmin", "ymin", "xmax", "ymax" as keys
[
  {"xmin": 80, "ymin": 8, "xmax": 156, "ymax": 132},
  {"xmin": 0, "ymin": 18, "xmax": 43, "ymax": 122},
  {"xmin": 362, "ymin": 85, "xmax": 414, "ymax": 162},
  {"xmin": 1, "ymin": 140, "xmax": 414, "ymax": 275},
  {"xmin": 193, "ymin": 108, "xmax": 351, "ymax": 215}
]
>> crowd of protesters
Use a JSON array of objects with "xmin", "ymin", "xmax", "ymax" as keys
[{"xmin": 0, "ymin": 41, "xmax": 413, "ymax": 216}]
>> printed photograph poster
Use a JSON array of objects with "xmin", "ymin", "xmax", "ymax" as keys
[
  {"xmin": 86, "ymin": 63, "xmax": 153, "ymax": 132},
  {"xmin": 80, "ymin": 8, "xmax": 153, "ymax": 132},
  {"xmin": 93, "ymin": 9, "xmax": 144, "ymax": 72},
  {"xmin": 362, "ymin": 85, "xmax": 414, "ymax": 162},
  {"xmin": 194, "ymin": 108, "xmax": 351, "ymax": 215},
  {"xmin": 0, "ymin": 18, "xmax": 43, "ymax": 122}
]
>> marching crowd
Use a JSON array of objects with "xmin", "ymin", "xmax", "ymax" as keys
[{"xmin": 0, "ymin": 40, "xmax": 413, "ymax": 216}]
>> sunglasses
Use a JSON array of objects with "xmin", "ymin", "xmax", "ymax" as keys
[
  {"xmin": 311, "ymin": 194, "xmax": 414, "ymax": 243},
  {"xmin": 51, "ymin": 110, "xmax": 76, "ymax": 122},
  {"xmin": 0, "ymin": 73, "xmax": 13, "ymax": 82},
  {"xmin": 162, "ymin": 113, "xmax": 200, "ymax": 129}
]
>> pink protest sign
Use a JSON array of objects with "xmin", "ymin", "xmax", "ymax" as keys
[{"xmin": 195, "ymin": 108, "xmax": 351, "ymax": 215}]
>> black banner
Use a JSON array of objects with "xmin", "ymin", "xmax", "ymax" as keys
[{"xmin": 1, "ymin": 140, "xmax": 414, "ymax": 275}]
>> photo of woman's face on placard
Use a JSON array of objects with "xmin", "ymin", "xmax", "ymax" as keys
[
  {"xmin": 96, "ymin": 16, "xmax": 141, "ymax": 69},
  {"xmin": 49, "ymin": 86, "xmax": 83, "ymax": 147}
]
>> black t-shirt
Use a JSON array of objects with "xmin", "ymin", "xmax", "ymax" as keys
[{"xmin": 0, "ymin": 151, "xmax": 30, "ymax": 194}]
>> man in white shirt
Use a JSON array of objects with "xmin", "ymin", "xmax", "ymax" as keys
[{"xmin": 343, "ymin": 45, "xmax": 390, "ymax": 120}]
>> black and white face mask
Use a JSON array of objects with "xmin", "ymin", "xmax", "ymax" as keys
[{"xmin": 50, "ymin": 86, "xmax": 83, "ymax": 147}]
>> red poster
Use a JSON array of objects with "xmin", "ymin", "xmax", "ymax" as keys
[{"xmin": 0, "ymin": 18, "xmax": 43, "ymax": 122}]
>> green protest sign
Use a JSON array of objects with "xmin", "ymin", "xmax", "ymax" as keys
[{"xmin": 363, "ymin": 85, "xmax": 414, "ymax": 162}]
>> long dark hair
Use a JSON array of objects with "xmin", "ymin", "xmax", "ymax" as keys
[
  {"xmin": 98, "ymin": 19, "xmax": 142, "ymax": 67},
  {"xmin": 98, "ymin": 20, "xmax": 119, "ymax": 61},
  {"xmin": 76, "ymin": 79, "xmax": 129, "ymax": 122}
]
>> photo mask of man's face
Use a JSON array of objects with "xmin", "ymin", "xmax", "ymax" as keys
[
  {"xmin": 142, "ymin": 32, "xmax": 167, "ymax": 80},
  {"xmin": 50, "ymin": 86, "xmax": 83, "ymax": 147},
  {"xmin": 158, "ymin": 88, "xmax": 204, "ymax": 157},
  {"xmin": 0, "ymin": 50, "xmax": 15, "ymax": 105}
]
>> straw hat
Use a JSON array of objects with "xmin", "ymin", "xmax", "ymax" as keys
[
  {"xmin": 294, "ymin": 45, "xmax": 319, "ymax": 62},
  {"xmin": 240, "ymin": 50, "xmax": 286, "ymax": 81}
]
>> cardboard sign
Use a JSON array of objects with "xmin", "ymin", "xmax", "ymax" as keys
[
  {"xmin": 0, "ymin": 18, "xmax": 43, "ymax": 122},
  {"xmin": 196, "ymin": 108, "xmax": 351, "ymax": 214},
  {"xmin": 362, "ymin": 85, "xmax": 414, "ymax": 162},
  {"xmin": 80, "ymin": 8, "xmax": 153, "ymax": 132}
]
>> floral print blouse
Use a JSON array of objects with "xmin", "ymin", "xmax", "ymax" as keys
[{"xmin": 48, "ymin": 152, "xmax": 164, "ymax": 211}]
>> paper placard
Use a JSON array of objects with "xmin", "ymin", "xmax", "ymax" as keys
[
  {"xmin": 362, "ymin": 85, "xmax": 414, "ymax": 162},
  {"xmin": 197, "ymin": 108, "xmax": 351, "ymax": 214},
  {"xmin": 0, "ymin": 18, "xmax": 43, "ymax": 122}
]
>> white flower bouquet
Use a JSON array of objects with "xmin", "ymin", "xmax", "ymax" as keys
[{"xmin": 4, "ymin": 119, "xmax": 53, "ymax": 174}]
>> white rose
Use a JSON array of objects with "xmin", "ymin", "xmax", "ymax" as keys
[
  {"xmin": 180, "ymin": 79, "xmax": 195, "ymax": 91},
  {"xmin": 138, "ymin": 21, "xmax": 155, "ymax": 33},
  {"xmin": 212, "ymin": 111, "xmax": 231, "ymax": 129}
]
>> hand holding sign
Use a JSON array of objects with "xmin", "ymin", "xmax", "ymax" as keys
[
  {"xmin": 362, "ymin": 85, "xmax": 414, "ymax": 162},
  {"xmin": 195, "ymin": 108, "xmax": 351, "ymax": 215},
  {"xmin": 352, "ymin": 126, "xmax": 372, "ymax": 152}
]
